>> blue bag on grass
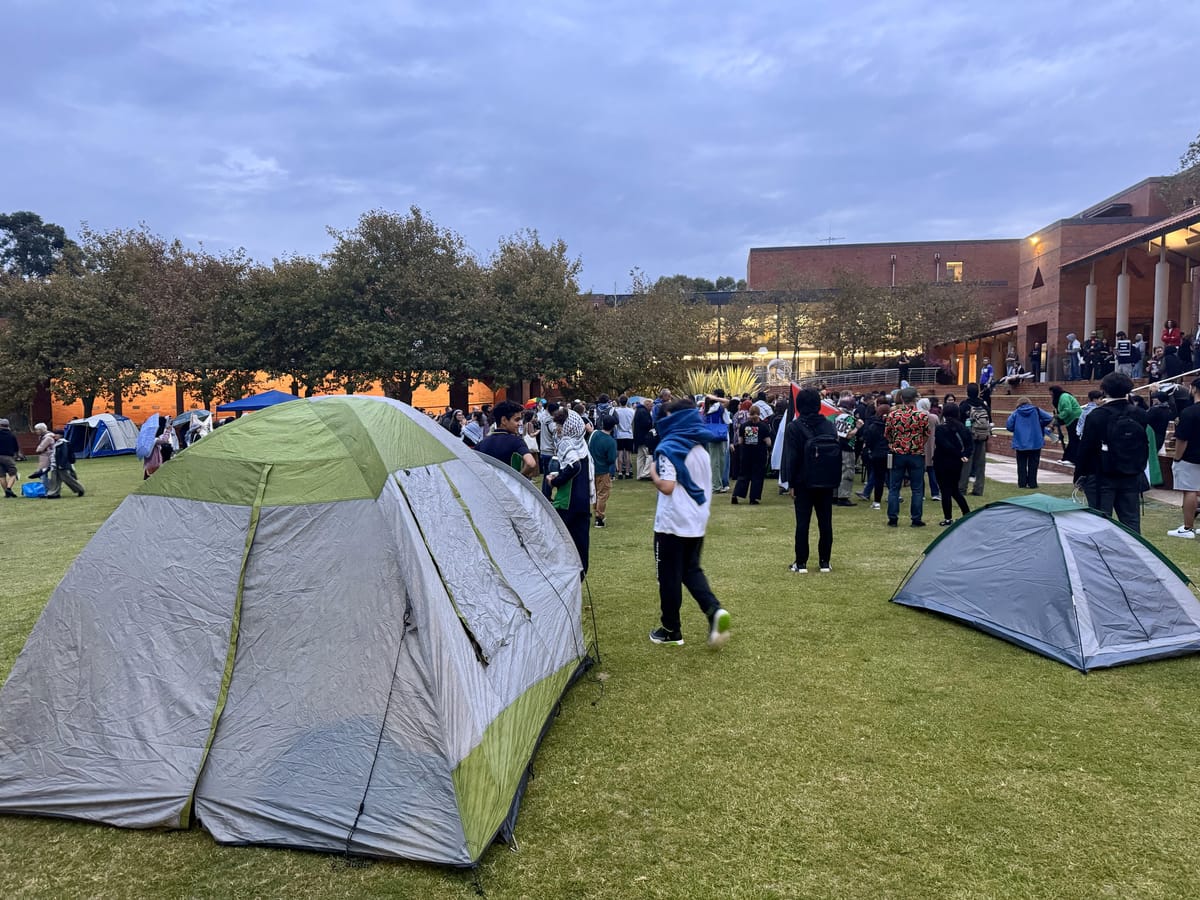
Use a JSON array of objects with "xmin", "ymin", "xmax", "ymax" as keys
[{"xmin": 22, "ymin": 481, "xmax": 46, "ymax": 498}]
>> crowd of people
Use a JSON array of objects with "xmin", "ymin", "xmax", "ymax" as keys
[
  {"xmin": 1061, "ymin": 321, "xmax": 1194, "ymax": 383},
  {"xmin": 10, "ymin": 360, "xmax": 1197, "ymax": 649}
]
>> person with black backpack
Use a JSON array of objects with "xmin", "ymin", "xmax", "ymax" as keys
[
  {"xmin": 1074, "ymin": 372, "xmax": 1149, "ymax": 533},
  {"xmin": 784, "ymin": 388, "xmax": 840, "ymax": 573}
]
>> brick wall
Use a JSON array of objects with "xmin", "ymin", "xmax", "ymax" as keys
[{"xmin": 747, "ymin": 240, "xmax": 1021, "ymax": 318}]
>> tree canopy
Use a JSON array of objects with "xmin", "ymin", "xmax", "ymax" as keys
[{"xmin": 0, "ymin": 211, "xmax": 78, "ymax": 279}]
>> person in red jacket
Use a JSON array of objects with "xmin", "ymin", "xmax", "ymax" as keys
[{"xmin": 1162, "ymin": 319, "xmax": 1183, "ymax": 349}]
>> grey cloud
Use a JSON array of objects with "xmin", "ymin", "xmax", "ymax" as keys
[{"xmin": 0, "ymin": 0, "xmax": 1193, "ymax": 289}]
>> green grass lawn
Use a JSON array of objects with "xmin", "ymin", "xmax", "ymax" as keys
[{"xmin": 2, "ymin": 458, "xmax": 1200, "ymax": 898}]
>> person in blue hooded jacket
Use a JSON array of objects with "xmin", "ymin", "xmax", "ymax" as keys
[
  {"xmin": 647, "ymin": 397, "xmax": 732, "ymax": 649},
  {"xmin": 1006, "ymin": 398, "xmax": 1054, "ymax": 489}
]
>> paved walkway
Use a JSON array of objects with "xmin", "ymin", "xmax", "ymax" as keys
[{"xmin": 984, "ymin": 455, "xmax": 1179, "ymax": 507}]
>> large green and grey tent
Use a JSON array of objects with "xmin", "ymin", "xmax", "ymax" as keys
[
  {"xmin": 0, "ymin": 396, "xmax": 590, "ymax": 865},
  {"xmin": 892, "ymin": 494, "xmax": 1200, "ymax": 671}
]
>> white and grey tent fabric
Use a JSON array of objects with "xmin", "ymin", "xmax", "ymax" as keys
[
  {"xmin": 0, "ymin": 396, "xmax": 590, "ymax": 865},
  {"xmin": 892, "ymin": 494, "xmax": 1200, "ymax": 671},
  {"xmin": 63, "ymin": 413, "xmax": 139, "ymax": 457}
]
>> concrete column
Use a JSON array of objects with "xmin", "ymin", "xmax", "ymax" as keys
[
  {"xmin": 1115, "ymin": 276, "xmax": 1130, "ymax": 335},
  {"xmin": 1084, "ymin": 264, "xmax": 1098, "ymax": 338},
  {"xmin": 1115, "ymin": 252, "xmax": 1130, "ymax": 336},
  {"xmin": 1153, "ymin": 246, "xmax": 1169, "ymax": 347}
]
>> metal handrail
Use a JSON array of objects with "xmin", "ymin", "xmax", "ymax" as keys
[
  {"xmin": 794, "ymin": 366, "xmax": 940, "ymax": 388},
  {"xmin": 1131, "ymin": 366, "xmax": 1200, "ymax": 394}
]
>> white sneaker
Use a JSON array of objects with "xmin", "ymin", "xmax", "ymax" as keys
[
  {"xmin": 1167, "ymin": 526, "xmax": 1196, "ymax": 540},
  {"xmin": 789, "ymin": 563, "xmax": 807, "ymax": 574},
  {"xmin": 871, "ymin": 502, "xmax": 881, "ymax": 510},
  {"xmin": 819, "ymin": 566, "xmax": 832, "ymax": 573},
  {"xmin": 708, "ymin": 608, "xmax": 731, "ymax": 649}
]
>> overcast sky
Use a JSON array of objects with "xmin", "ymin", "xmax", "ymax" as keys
[{"xmin": 4, "ymin": 0, "xmax": 1195, "ymax": 291}]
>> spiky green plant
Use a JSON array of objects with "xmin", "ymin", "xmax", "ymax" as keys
[
  {"xmin": 680, "ymin": 368, "xmax": 715, "ymax": 399},
  {"xmin": 714, "ymin": 364, "xmax": 760, "ymax": 399}
]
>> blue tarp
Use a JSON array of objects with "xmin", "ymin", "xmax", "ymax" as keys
[{"xmin": 216, "ymin": 390, "xmax": 300, "ymax": 413}]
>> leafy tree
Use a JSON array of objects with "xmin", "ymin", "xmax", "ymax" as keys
[
  {"xmin": 811, "ymin": 271, "xmax": 891, "ymax": 366},
  {"xmin": 76, "ymin": 226, "xmax": 257, "ymax": 410},
  {"xmin": 239, "ymin": 257, "xmax": 340, "ymax": 396},
  {"xmin": 888, "ymin": 281, "xmax": 988, "ymax": 360},
  {"xmin": 325, "ymin": 207, "xmax": 476, "ymax": 402},
  {"xmin": 0, "ymin": 270, "xmax": 144, "ymax": 417},
  {"xmin": 0, "ymin": 211, "xmax": 78, "ymax": 279},
  {"xmin": 1160, "ymin": 129, "xmax": 1200, "ymax": 214},
  {"xmin": 462, "ymin": 230, "xmax": 586, "ymax": 402},
  {"xmin": 714, "ymin": 275, "xmax": 748, "ymax": 291},
  {"xmin": 579, "ymin": 270, "xmax": 706, "ymax": 395}
]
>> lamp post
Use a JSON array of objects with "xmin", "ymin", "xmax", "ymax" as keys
[{"xmin": 775, "ymin": 294, "xmax": 781, "ymax": 358}]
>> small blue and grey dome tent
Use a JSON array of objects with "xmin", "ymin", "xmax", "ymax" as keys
[{"xmin": 892, "ymin": 494, "xmax": 1200, "ymax": 672}]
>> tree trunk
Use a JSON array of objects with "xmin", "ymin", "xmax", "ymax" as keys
[
  {"xmin": 448, "ymin": 371, "xmax": 470, "ymax": 413},
  {"xmin": 175, "ymin": 382, "xmax": 185, "ymax": 415},
  {"xmin": 506, "ymin": 380, "xmax": 525, "ymax": 404},
  {"xmin": 113, "ymin": 392, "xmax": 124, "ymax": 416},
  {"xmin": 82, "ymin": 394, "xmax": 95, "ymax": 418},
  {"xmin": 383, "ymin": 379, "xmax": 414, "ymax": 405}
]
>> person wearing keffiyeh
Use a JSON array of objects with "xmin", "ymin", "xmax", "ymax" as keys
[{"xmin": 544, "ymin": 409, "xmax": 594, "ymax": 575}]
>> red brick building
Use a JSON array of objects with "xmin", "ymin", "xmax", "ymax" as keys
[{"xmin": 747, "ymin": 176, "xmax": 1200, "ymax": 383}]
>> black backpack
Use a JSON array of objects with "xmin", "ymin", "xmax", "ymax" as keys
[
  {"xmin": 798, "ymin": 419, "xmax": 842, "ymax": 489},
  {"xmin": 54, "ymin": 441, "xmax": 75, "ymax": 468},
  {"xmin": 1102, "ymin": 407, "xmax": 1148, "ymax": 476}
]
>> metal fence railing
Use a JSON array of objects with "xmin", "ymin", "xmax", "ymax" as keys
[{"xmin": 794, "ymin": 367, "xmax": 939, "ymax": 388}]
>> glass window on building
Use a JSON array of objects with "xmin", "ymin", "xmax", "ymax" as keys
[{"xmin": 946, "ymin": 261, "xmax": 963, "ymax": 283}]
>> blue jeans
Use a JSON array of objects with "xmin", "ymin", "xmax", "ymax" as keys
[
  {"xmin": 1069, "ymin": 356, "xmax": 1081, "ymax": 381},
  {"xmin": 888, "ymin": 454, "xmax": 926, "ymax": 522}
]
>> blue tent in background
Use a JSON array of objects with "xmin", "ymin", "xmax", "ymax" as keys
[
  {"xmin": 64, "ymin": 414, "xmax": 139, "ymax": 458},
  {"xmin": 216, "ymin": 390, "xmax": 300, "ymax": 413}
]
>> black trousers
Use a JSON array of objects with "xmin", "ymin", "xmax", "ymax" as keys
[
  {"xmin": 793, "ymin": 487, "xmax": 834, "ymax": 568},
  {"xmin": 733, "ymin": 448, "xmax": 767, "ymax": 501},
  {"xmin": 1015, "ymin": 449, "xmax": 1041, "ymax": 488},
  {"xmin": 559, "ymin": 510, "xmax": 590, "ymax": 574},
  {"xmin": 1081, "ymin": 473, "xmax": 1143, "ymax": 534},
  {"xmin": 654, "ymin": 532, "xmax": 720, "ymax": 634},
  {"xmin": 870, "ymin": 457, "xmax": 888, "ymax": 503},
  {"xmin": 933, "ymin": 460, "xmax": 970, "ymax": 520}
]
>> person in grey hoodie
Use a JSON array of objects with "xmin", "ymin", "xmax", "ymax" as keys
[{"xmin": 1006, "ymin": 398, "xmax": 1053, "ymax": 489}]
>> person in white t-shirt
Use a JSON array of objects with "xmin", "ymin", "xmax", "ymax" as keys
[
  {"xmin": 648, "ymin": 398, "xmax": 731, "ymax": 648},
  {"xmin": 613, "ymin": 395, "xmax": 636, "ymax": 479}
]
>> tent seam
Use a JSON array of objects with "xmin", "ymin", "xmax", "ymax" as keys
[{"xmin": 180, "ymin": 462, "xmax": 272, "ymax": 827}]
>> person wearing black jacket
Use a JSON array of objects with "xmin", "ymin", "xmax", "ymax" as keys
[
  {"xmin": 855, "ymin": 400, "xmax": 891, "ymax": 508},
  {"xmin": 1163, "ymin": 345, "xmax": 1184, "ymax": 380},
  {"xmin": 958, "ymin": 383, "xmax": 990, "ymax": 498},
  {"xmin": 632, "ymin": 397, "xmax": 655, "ymax": 480},
  {"xmin": 0, "ymin": 418, "xmax": 19, "ymax": 497},
  {"xmin": 1146, "ymin": 392, "xmax": 1175, "ymax": 453},
  {"xmin": 1074, "ymin": 372, "xmax": 1149, "ymax": 533},
  {"xmin": 933, "ymin": 403, "xmax": 973, "ymax": 526},
  {"xmin": 784, "ymin": 388, "xmax": 837, "ymax": 573}
]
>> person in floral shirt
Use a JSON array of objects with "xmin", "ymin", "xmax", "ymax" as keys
[{"xmin": 883, "ymin": 387, "xmax": 931, "ymax": 527}]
